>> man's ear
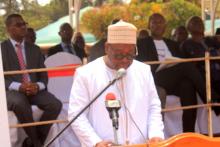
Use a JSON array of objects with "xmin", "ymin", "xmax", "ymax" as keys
[{"xmin": 6, "ymin": 27, "xmax": 10, "ymax": 34}]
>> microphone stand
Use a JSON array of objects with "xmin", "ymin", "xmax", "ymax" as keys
[
  {"xmin": 113, "ymin": 127, "xmax": 119, "ymax": 145},
  {"xmin": 108, "ymin": 106, "xmax": 120, "ymax": 145},
  {"xmin": 44, "ymin": 78, "xmax": 119, "ymax": 147}
]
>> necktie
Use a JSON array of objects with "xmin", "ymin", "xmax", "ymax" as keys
[{"xmin": 15, "ymin": 43, "xmax": 29, "ymax": 83}]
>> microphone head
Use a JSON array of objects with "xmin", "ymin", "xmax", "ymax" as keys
[
  {"xmin": 105, "ymin": 93, "xmax": 121, "ymax": 109},
  {"xmin": 116, "ymin": 68, "xmax": 126, "ymax": 80},
  {"xmin": 106, "ymin": 93, "xmax": 116, "ymax": 100}
]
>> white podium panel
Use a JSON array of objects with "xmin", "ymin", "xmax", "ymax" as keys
[{"xmin": 0, "ymin": 44, "xmax": 11, "ymax": 147}]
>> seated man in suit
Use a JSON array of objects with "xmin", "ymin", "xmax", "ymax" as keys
[
  {"xmin": 1, "ymin": 14, "xmax": 62, "ymax": 147},
  {"xmin": 136, "ymin": 13, "xmax": 220, "ymax": 133},
  {"xmin": 47, "ymin": 23, "xmax": 87, "ymax": 61}
]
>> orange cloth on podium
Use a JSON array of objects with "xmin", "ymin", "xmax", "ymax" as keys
[{"xmin": 112, "ymin": 133, "xmax": 220, "ymax": 147}]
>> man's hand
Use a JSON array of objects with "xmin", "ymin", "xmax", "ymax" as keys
[
  {"xmin": 148, "ymin": 137, "xmax": 163, "ymax": 143},
  {"xmin": 25, "ymin": 83, "xmax": 39, "ymax": 96},
  {"xmin": 95, "ymin": 141, "xmax": 113, "ymax": 147},
  {"xmin": 19, "ymin": 82, "xmax": 30, "ymax": 94}
]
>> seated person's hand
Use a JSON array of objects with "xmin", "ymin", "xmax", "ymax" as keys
[
  {"xmin": 19, "ymin": 82, "xmax": 30, "ymax": 94},
  {"xmin": 95, "ymin": 141, "xmax": 113, "ymax": 147},
  {"xmin": 148, "ymin": 137, "xmax": 163, "ymax": 144},
  {"xmin": 25, "ymin": 82, "xmax": 39, "ymax": 96}
]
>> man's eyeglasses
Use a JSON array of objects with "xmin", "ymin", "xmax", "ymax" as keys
[
  {"xmin": 112, "ymin": 54, "xmax": 136, "ymax": 60},
  {"xmin": 13, "ymin": 22, "xmax": 28, "ymax": 28},
  {"xmin": 109, "ymin": 45, "xmax": 138, "ymax": 60}
]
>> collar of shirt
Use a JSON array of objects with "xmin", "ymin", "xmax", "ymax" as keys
[
  {"xmin": 10, "ymin": 38, "xmax": 25, "ymax": 52},
  {"xmin": 10, "ymin": 38, "xmax": 27, "ymax": 63},
  {"xmin": 61, "ymin": 42, "xmax": 73, "ymax": 51}
]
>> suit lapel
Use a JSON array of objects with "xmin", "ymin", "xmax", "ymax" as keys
[
  {"xmin": 6, "ymin": 40, "xmax": 23, "ymax": 80},
  {"xmin": 148, "ymin": 37, "xmax": 161, "ymax": 73},
  {"xmin": 24, "ymin": 42, "xmax": 32, "ymax": 69},
  {"xmin": 149, "ymin": 37, "xmax": 159, "ymax": 61},
  {"xmin": 163, "ymin": 38, "xmax": 179, "ymax": 57},
  {"xmin": 163, "ymin": 38, "xmax": 173, "ymax": 54},
  {"xmin": 6, "ymin": 40, "xmax": 20, "ymax": 69}
]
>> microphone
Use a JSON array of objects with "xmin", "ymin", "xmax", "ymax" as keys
[
  {"xmin": 44, "ymin": 68, "xmax": 125, "ymax": 147},
  {"xmin": 115, "ymin": 68, "xmax": 126, "ymax": 80},
  {"xmin": 105, "ymin": 93, "xmax": 121, "ymax": 130}
]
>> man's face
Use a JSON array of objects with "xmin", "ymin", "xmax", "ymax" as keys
[
  {"xmin": 59, "ymin": 24, "xmax": 73, "ymax": 42},
  {"xmin": 174, "ymin": 28, "xmax": 188, "ymax": 43},
  {"xmin": 105, "ymin": 43, "xmax": 136, "ymax": 70},
  {"xmin": 149, "ymin": 15, "xmax": 166, "ymax": 38},
  {"xmin": 7, "ymin": 17, "xmax": 27, "ymax": 40},
  {"xmin": 189, "ymin": 20, "xmax": 204, "ymax": 37}
]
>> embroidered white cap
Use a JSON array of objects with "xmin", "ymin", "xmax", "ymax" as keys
[{"xmin": 107, "ymin": 20, "xmax": 137, "ymax": 44}]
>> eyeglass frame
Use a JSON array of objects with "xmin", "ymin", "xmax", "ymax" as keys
[{"xmin": 108, "ymin": 45, "xmax": 138, "ymax": 60}]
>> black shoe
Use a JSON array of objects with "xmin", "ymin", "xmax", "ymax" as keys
[{"xmin": 22, "ymin": 137, "xmax": 34, "ymax": 147}]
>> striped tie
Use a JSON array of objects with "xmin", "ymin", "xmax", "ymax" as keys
[{"xmin": 16, "ymin": 43, "xmax": 29, "ymax": 83}]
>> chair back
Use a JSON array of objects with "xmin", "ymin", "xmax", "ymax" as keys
[{"xmin": 44, "ymin": 52, "xmax": 82, "ymax": 104}]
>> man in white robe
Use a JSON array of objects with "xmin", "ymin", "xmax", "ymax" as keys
[{"xmin": 68, "ymin": 20, "xmax": 164, "ymax": 147}]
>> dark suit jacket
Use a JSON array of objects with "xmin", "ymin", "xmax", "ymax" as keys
[
  {"xmin": 180, "ymin": 38, "xmax": 220, "ymax": 79},
  {"xmin": 136, "ymin": 36, "xmax": 183, "ymax": 74},
  {"xmin": 1, "ymin": 39, "xmax": 48, "ymax": 90},
  {"xmin": 47, "ymin": 43, "xmax": 87, "ymax": 60},
  {"xmin": 88, "ymin": 38, "xmax": 106, "ymax": 62}
]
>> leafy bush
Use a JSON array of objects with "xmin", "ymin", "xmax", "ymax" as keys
[
  {"xmin": 81, "ymin": 5, "xmax": 126, "ymax": 39},
  {"xmin": 163, "ymin": 0, "xmax": 200, "ymax": 37},
  {"xmin": 81, "ymin": 0, "xmax": 200, "ymax": 39}
]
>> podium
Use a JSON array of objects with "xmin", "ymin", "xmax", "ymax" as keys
[
  {"xmin": 113, "ymin": 133, "xmax": 220, "ymax": 147},
  {"xmin": 113, "ymin": 144, "xmax": 146, "ymax": 147}
]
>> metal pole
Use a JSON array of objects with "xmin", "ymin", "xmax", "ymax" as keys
[
  {"xmin": 205, "ymin": 51, "xmax": 213, "ymax": 137},
  {"xmin": 201, "ymin": 0, "xmax": 205, "ymax": 21},
  {"xmin": 214, "ymin": 0, "xmax": 220, "ymax": 16},
  {"xmin": 214, "ymin": 0, "xmax": 220, "ymax": 34},
  {"xmin": 74, "ymin": 0, "xmax": 81, "ymax": 32},
  {"xmin": 113, "ymin": 127, "xmax": 119, "ymax": 145},
  {"xmin": 210, "ymin": 0, "xmax": 215, "ymax": 35},
  {"xmin": 68, "ymin": 0, "xmax": 73, "ymax": 27}
]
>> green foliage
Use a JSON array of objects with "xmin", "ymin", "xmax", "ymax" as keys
[
  {"xmin": 0, "ymin": 0, "xmax": 201, "ymax": 41},
  {"xmin": 0, "ymin": 0, "xmax": 70, "ymax": 41},
  {"xmin": 81, "ymin": 5, "xmax": 126, "ymax": 39},
  {"xmin": 44, "ymin": 0, "xmax": 68, "ymax": 21},
  {"xmin": 0, "ymin": 17, "xmax": 7, "ymax": 41},
  {"xmin": 163, "ymin": 0, "xmax": 200, "ymax": 37},
  {"xmin": 81, "ymin": 0, "xmax": 200, "ymax": 39},
  {"xmin": 93, "ymin": 0, "xmax": 123, "ymax": 6},
  {"xmin": 126, "ymin": 2, "xmax": 162, "ymax": 29},
  {"xmin": 1, "ymin": 0, "xmax": 20, "ymax": 15}
]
